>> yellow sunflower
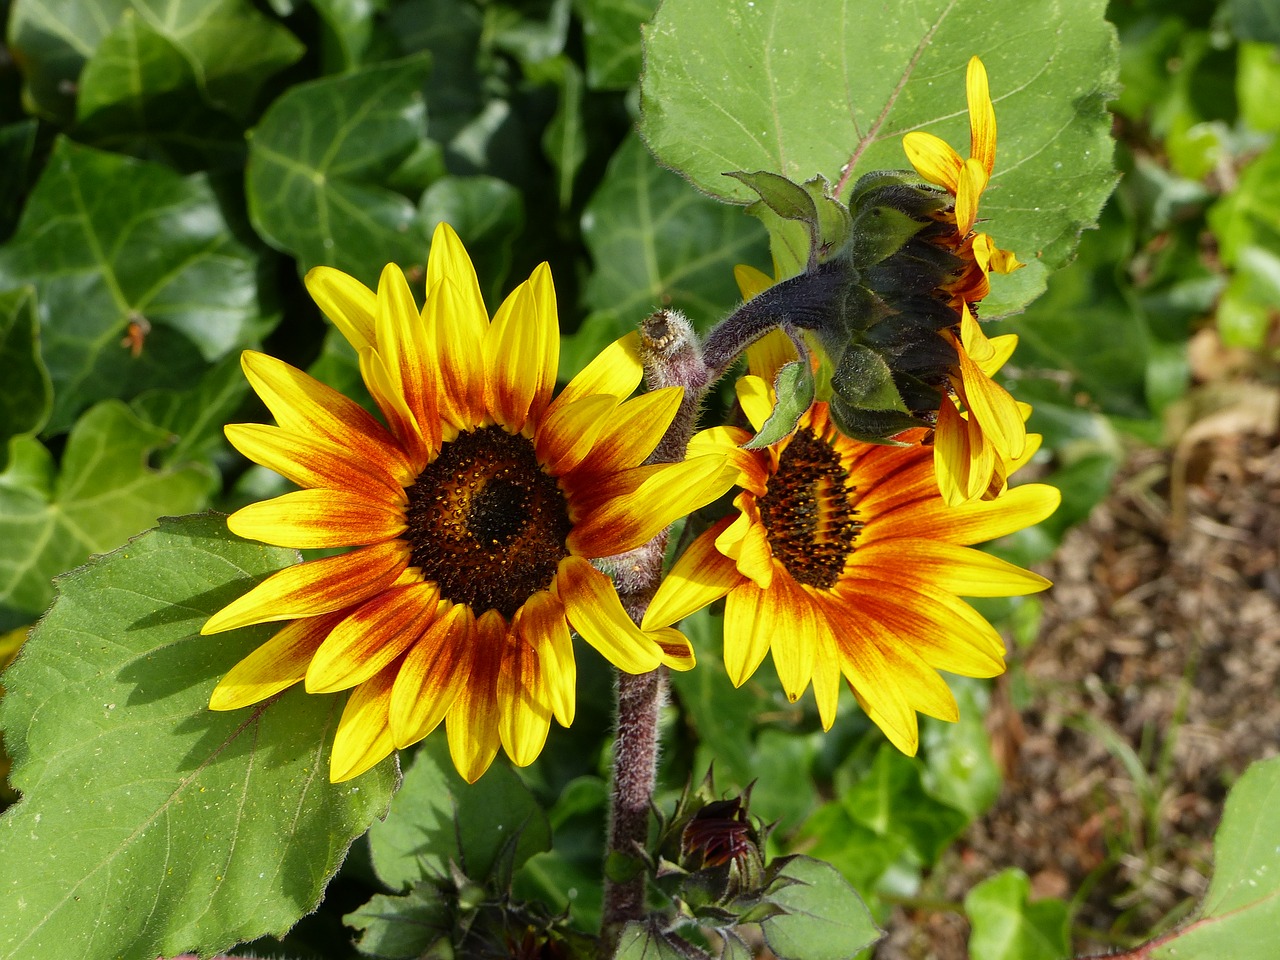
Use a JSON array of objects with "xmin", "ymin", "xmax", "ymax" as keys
[
  {"xmin": 643, "ymin": 361, "xmax": 1058, "ymax": 755},
  {"xmin": 902, "ymin": 56, "xmax": 1029, "ymax": 506},
  {"xmin": 202, "ymin": 223, "xmax": 734, "ymax": 783}
]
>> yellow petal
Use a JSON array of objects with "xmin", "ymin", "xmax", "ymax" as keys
[
  {"xmin": 966, "ymin": 56, "xmax": 997, "ymax": 175},
  {"xmin": 933, "ymin": 394, "xmax": 974, "ymax": 508},
  {"xmin": 518, "ymin": 591, "xmax": 576, "ymax": 727},
  {"xmin": 446, "ymin": 610, "xmax": 505, "ymax": 782},
  {"xmin": 224, "ymin": 422, "xmax": 411, "ymax": 494},
  {"xmin": 209, "ymin": 611, "xmax": 345, "ymax": 711},
  {"xmin": 227, "ymin": 488, "xmax": 406, "ymax": 549},
  {"xmin": 856, "ymin": 539, "xmax": 1051, "ymax": 597},
  {"xmin": 642, "ymin": 521, "xmax": 740, "ymax": 631},
  {"xmin": 957, "ymin": 336, "xmax": 1026, "ymax": 462},
  {"xmin": 557, "ymin": 556, "xmax": 664, "ymax": 674},
  {"xmin": 574, "ymin": 386, "xmax": 682, "ymax": 473},
  {"xmin": 733, "ymin": 263, "xmax": 774, "ymax": 301},
  {"xmin": 389, "ymin": 603, "xmax": 470, "ymax": 749},
  {"xmin": 722, "ymin": 580, "xmax": 775, "ymax": 687},
  {"xmin": 485, "ymin": 262, "xmax": 559, "ymax": 433},
  {"xmin": 497, "ymin": 627, "xmax": 553, "ymax": 767},
  {"xmin": 735, "ymin": 374, "xmax": 776, "ymax": 433},
  {"xmin": 955, "ymin": 157, "xmax": 988, "ymax": 235},
  {"xmin": 424, "ymin": 275, "xmax": 487, "ymax": 431},
  {"xmin": 359, "ymin": 345, "xmax": 429, "ymax": 468},
  {"xmin": 201, "ymin": 541, "xmax": 410, "ymax": 635},
  {"xmin": 330, "ymin": 666, "xmax": 398, "ymax": 782},
  {"xmin": 305, "ymin": 581, "xmax": 439, "ymax": 693},
  {"xmin": 744, "ymin": 329, "xmax": 799, "ymax": 383},
  {"xmin": 552, "ymin": 331, "xmax": 643, "ymax": 410},
  {"xmin": 762, "ymin": 574, "xmax": 818, "ymax": 704},
  {"xmin": 305, "ymin": 266, "xmax": 376, "ymax": 353},
  {"xmin": 426, "ymin": 221, "xmax": 488, "ymax": 331},
  {"xmin": 714, "ymin": 497, "xmax": 774, "ymax": 588},
  {"xmin": 375, "ymin": 262, "xmax": 440, "ymax": 450},
  {"xmin": 877, "ymin": 481, "xmax": 1061, "ymax": 546},
  {"xmin": 536, "ymin": 393, "xmax": 618, "ymax": 475},
  {"xmin": 902, "ymin": 131, "xmax": 963, "ymax": 193}
]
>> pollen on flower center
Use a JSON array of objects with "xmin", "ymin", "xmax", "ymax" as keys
[
  {"xmin": 404, "ymin": 426, "xmax": 572, "ymax": 619},
  {"xmin": 756, "ymin": 430, "xmax": 862, "ymax": 589}
]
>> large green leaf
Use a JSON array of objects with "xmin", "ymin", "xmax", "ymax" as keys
[
  {"xmin": 368, "ymin": 736, "xmax": 551, "ymax": 891},
  {"xmin": 639, "ymin": 0, "xmax": 1119, "ymax": 315},
  {"xmin": 1152, "ymin": 756, "xmax": 1280, "ymax": 959},
  {"xmin": 760, "ymin": 856, "xmax": 881, "ymax": 960},
  {"xmin": 569, "ymin": 132, "xmax": 769, "ymax": 377},
  {"xmin": 0, "ymin": 401, "xmax": 215, "ymax": 629},
  {"xmin": 0, "ymin": 287, "xmax": 51, "ymax": 466},
  {"xmin": 8, "ymin": 0, "xmax": 303, "ymax": 121},
  {"xmin": 0, "ymin": 515, "xmax": 399, "ymax": 960},
  {"xmin": 964, "ymin": 869, "xmax": 1070, "ymax": 960},
  {"xmin": 246, "ymin": 54, "xmax": 434, "ymax": 286},
  {"xmin": 0, "ymin": 138, "xmax": 274, "ymax": 434}
]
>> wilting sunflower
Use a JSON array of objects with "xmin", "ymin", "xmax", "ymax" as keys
[
  {"xmin": 202, "ymin": 223, "xmax": 733, "ymax": 783},
  {"xmin": 643, "ymin": 358, "xmax": 1058, "ymax": 754},
  {"xmin": 901, "ymin": 55, "xmax": 1029, "ymax": 506}
]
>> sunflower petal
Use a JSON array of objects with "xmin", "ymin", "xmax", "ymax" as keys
[
  {"xmin": 389, "ymin": 603, "xmax": 471, "ymax": 749},
  {"xmin": 425, "ymin": 275, "xmax": 487, "ymax": 431},
  {"xmin": 446, "ymin": 610, "xmax": 505, "ymax": 783},
  {"xmin": 536, "ymin": 393, "xmax": 618, "ymax": 475},
  {"xmin": 966, "ymin": 56, "xmax": 997, "ymax": 175},
  {"xmin": 225, "ymin": 423, "xmax": 411, "ymax": 493},
  {"xmin": 330, "ymin": 667, "xmax": 398, "ymax": 782},
  {"xmin": 902, "ymin": 131, "xmax": 963, "ymax": 192},
  {"xmin": 762, "ymin": 573, "xmax": 818, "ymax": 704},
  {"xmin": 209, "ymin": 611, "xmax": 346, "ymax": 710},
  {"xmin": 722, "ymin": 581, "xmax": 775, "ymax": 687},
  {"xmin": 497, "ymin": 626, "xmax": 553, "ymax": 767},
  {"xmin": 856, "ymin": 539, "xmax": 1051, "ymax": 597},
  {"xmin": 305, "ymin": 581, "xmax": 439, "ymax": 693},
  {"xmin": 575, "ymin": 386, "xmax": 682, "ymax": 473},
  {"xmin": 202, "ymin": 541, "xmax": 409, "ymax": 635},
  {"xmin": 305, "ymin": 267, "xmax": 377, "ymax": 353},
  {"xmin": 552, "ymin": 332, "xmax": 643, "ymax": 410},
  {"xmin": 516, "ymin": 591, "xmax": 576, "ymax": 726},
  {"xmin": 558, "ymin": 556, "xmax": 664, "ymax": 674},
  {"xmin": 642, "ymin": 520, "xmax": 740, "ymax": 631},
  {"xmin": 228, "ymin": 488, "xmax": 406, "ymax": 548},
  {"xmin": 955, "ymin": 157, "xmax": 988, "ymax": 236},
  {"xmin": 733, "ymin": 263, "xmax": 774, "ymax": 301}
]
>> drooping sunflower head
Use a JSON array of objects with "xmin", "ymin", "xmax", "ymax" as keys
[{"xmin": 202, "ymin": 223, "xmax": 734, "ymax": 783}]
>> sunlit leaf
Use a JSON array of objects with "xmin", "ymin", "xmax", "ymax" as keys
[
  {"xmin": 964, "ymin": 869, "xmax": 1070, "ymax": 960},
  {"xmin": 0, "ymin": 515, "xmax": 398, "ymax": 960},
  {"xmin": 640, "ymin": 0, "xmax": 1119, "ymax": 315}
]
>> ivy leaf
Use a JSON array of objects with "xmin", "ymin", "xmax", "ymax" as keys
[
  {"xmin": 1151, "ymin": 756, "xmax": 1280, "ymax": 959},
  {"xmin": 0, "ymin": 120, "xmax": 39, "ymax": 238},
  {"xmin": 130, "ymin": 352, "xmax": 253, "ymax": 469},
  {"xmin": 0, "ymin": 515, "xmax": 399, "ymax": 960},
  {"xmin": 0, "ymin": 401, "xmax": 216, "ymax": 629},
  {"xmin": 759, "ymin": 856, "xmax": 881, "ymax": 960},
  {"xmin": 578, "ymin": 0, "xmax": 659, "ymax": 90},
  {"xmin": 367, "ymin": 736, "xmax": 551, "ymax": 891},
  {"xmin": 964, "ymin": 869, "xmax": 1070, "ymax": 960},
  {"xmin": 640, "ymin": 0, "xmax": 1120, "ymax": 315},
  {"xmin": 570, "ymin": 132, "xmax": 768, "ymax": 377},
  {"xmin": 0, "ymin": 287, "xmax": 51, "ymax": 467},
  {"xmin": 246, "ymin": 54, "xmax": 434, "ymax": 286},
  {"xmin": 8, "ymin": 0, "xmax": 303, "ymax": 122},
  {"xmin": 919, "ymin": 678, "xmax": 1001, "ymax": 820},
  {"xmin": 0, "ymin": 138, "xmax": 275, "ymax": 434}
]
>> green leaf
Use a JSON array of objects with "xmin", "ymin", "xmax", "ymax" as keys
[
  {"xmin": 1230, "ymin": 0, "xmax": 1280, "ymax": 43},
  {"xmin": 840, "ymin": 744, "xmax": 968, "ymax": 866},
  {"xmin": 310, "ymin": 0, "xmax": 390, "ymax": 71},
  {"xmin": 246, "ymin": 54, "xmax": 434, "ymax": 286},
  {"xmin": 613, "ymin": 921, "xmax": 689, "ymax": 960},
  {"xmin": 0, "ymin": 515, "xmax": 399, "ymax": 960},
  {"xmin": 419, "ymin": 175, "xmax": 526, "ymax": 306},
  {"xmin": 964, "ymin": 869, "xmax": 1070, "ymax": 960},
  {"xmin": 572, "ymin": 132, "xmax": 768, "ymax": 377},
  {"xmin": 920, "ymin": 678, "xmax": 1000, "ymax": 819},
  {"xmin": 8, "ymin": 0, "xmax": 303, "ymax": 121},
  {"xmin": 346, "ymin": 884, "xmax": 452, "ymax": 959},
  {"xmin": 542, "ymin": 56, "xmax": 587, "ymax": 210},
  {"xmin": 792, "ymin": 803, "xmax": 908, "ymax": 893},
  {"xmin": 129, "ymin": 352, "xmax": 253, "ymax": 468},
  {"xmin": 640, "ymin": 0, "xmax": 1119, "ymax": 315},
  {"xmin": 0, "ymin": 401, "xmax": 215, "ymax": 629},
  {"xmin": 760, "ymin": 856, "xmax": 881, "ymax": 960},
  {"xmin": 1208, "ymin": 138, "xmax": 1280, "ymax": 267},
  {"xmin": 744, "ymin": 359, "xmax": 814, "ymax": 449},
  {"xmin": 0, "ymin": 287, "xmax": 51, "ymax": 466},
  {"xmin": 367, "ymin": 736, "xmax": 551, "ymax": 891},
  {"xmin": 0, "ymin": 120, "xmax": 39, "ymax": 239},
  {"xmin": 0, "ymin": 138, "xmax": 274, "ymax": 434},
  {"xmin": 1151, "ymin": 756, "xmax": 1280, "ymax": 959},
  {"xmin": 578, "ymin": 0, "xmax": 659, "ymax": 90}
]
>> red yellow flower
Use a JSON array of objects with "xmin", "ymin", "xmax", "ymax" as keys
[
  {"xmin": 202, "ymin": 223, "xmax": 733, "ymax": 783},
  {"xmin": 643, "ymin": 358, "xmax": 1058, "ymax": 755},
  {"xmin": 902, "ymin": 56, "xmax": 1029, "ymax": 506}
]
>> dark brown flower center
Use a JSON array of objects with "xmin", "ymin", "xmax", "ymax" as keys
[
  {"xmin": 404, "ymin": 427, "xmax": 572, "ymax": 619},
  {"xmin": 756, "ymin": 429, "xmax": 862, "ymax": 590}
]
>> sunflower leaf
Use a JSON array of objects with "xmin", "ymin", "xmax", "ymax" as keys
[
  {"xmin": 759, "ymin": 855, "xmax": 882, "ymax": 960},
  {"xmin": 246, "ymin": 54, "xmax": 434, "ymax": 286},
  {"xmin": 345, "ymin": 883, "xmax": 452, "ymax": 959},
  {"xmin": 639, "ymin": 0, "xmax": 1120, "ymax": 316},
  {"xmin": 0, "ymin": 402, "xmax": 216, "ymax": 630},
  {"xmin": 0, "ymin": 138, "xmax": 275, "ymax": 434},
  {"xmin": 0, "ymin": 514, "xmax": 399, "ymax": 960},
  {"xmin": 368, "ymin": 735, "xmax": 551, "ymax": 892}
]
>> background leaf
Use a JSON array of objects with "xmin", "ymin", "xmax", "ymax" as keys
[
  {"xmin": 246, "ymin": 54, "xmax": 434, "ymax": 286},
  {"xmin": 0, "ymin": 137, "xmax": 274, "ymax": 433},
  {"xmin": 0, "ymin": 402, "xmax": 216, "ymax": 629},
  {"xmin": 0, "ymin": 515, "xmax": 399, "ymax": 960},
  {"xmin": 577, "ymin": 0, "xmax": 659, "ymax": 90},
  {"xmin": 964, "ymin": 869, "xmax": 1070, "ymax": 960},
  {"xmin": 0, "ymin": 287, "xmax": 51, "ymax": 464},
  {"xmin": 639, "ymin": 0, "xmax": 1119, "ymax": 315}
]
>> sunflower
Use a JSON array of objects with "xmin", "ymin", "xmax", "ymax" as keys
[
  {"xmin": 901, "ymin": 56, "xmax": 1029, "ymax": 506},
  {"xmin": 642, "ymin": 360, "xmax": 1058, "ymax": 755},
  {"xmin": 202, "ymin": 223, "xmax": 734, "ymax": 783}
]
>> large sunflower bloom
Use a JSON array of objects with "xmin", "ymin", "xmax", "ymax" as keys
[
  {"xmin": 902, "ymin": 56, "xmax": 1029, "ymax": 506},
  {"xmin": 202, "ymin": 223, "xmax": 733, "ymax": 783},
  {"xmin": 643, "ymin": 368, "xmax": 1058, "ymax": 755}
]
